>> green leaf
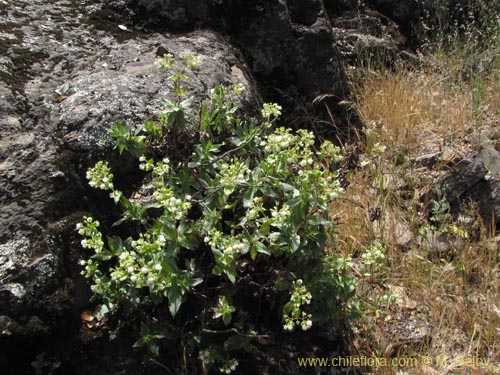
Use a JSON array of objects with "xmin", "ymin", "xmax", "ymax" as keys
[
  {"xmin": 279, "ymin": 182, "xmax": 295, "ymax": 192},
  {"xmin": 255, "ymin": 241, "xmax": 270, "ymax": 256},
  {"xmin": 167, "ymin": 286, "xmax": 183, "ymax": 317},
  {"xmin": 250, "ymin": 246, "xmax": 257, "ymax": 260},
  {"xmin": 286, "ymin": 196, "xmax": 302, "ymax": 208},
  {"xmin": 192, "ymin": 277, "xmax": 203, "ymax": 287},
  {"xmin": 180, "ymin": 96, "xmax": 194, "ymax": 109},
  {"xmin": 224, "ymin": 268, "xmax": 236, "ymax": 284},
  {"xmin": 261, "ymin": 185, "xmax": 277, "ymax": 198},
  {"xmin": 133, "ymin": 337, "xmax": 146, "ymax": 348},
  {"xmin": 92, "ymin": 250, "xmax": 113, "ymax": 261},
  {"xmin": 222, "ymin": 312, "xmax": 232, "ymax": 326},
  {"xmin": 107, "ymin": 236, "xmax": 123, "ymax": 254},
  {"xmin": 149, "ymin": 342, "xmax": 160, "ymax": 357},
  {"xmin": 308, "ymin": 215, "xmax": 330, "ymax": 226},
  {"xmin": 291, "ymin": 234, "xmax": 301, "ymax": 252},
  {"xmin": 243, "ymin": 188, "xmax": 255, "ymax": 207}
]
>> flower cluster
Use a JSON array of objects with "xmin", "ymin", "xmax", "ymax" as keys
[
  {"xmin": 138, "ymin": 155, "xmax": 155, "ymax": 172},
  {"xmin": 261, "ymin": 128, "xmax": 315, "ymax": 169},
  {"xmin": 269, "ymin": 203, "xmax": 291, "ymax": 229},
  {"xmin": 220, "ymin": 358, "xmax": 239, "ymax": 374},
  {"xmin": 153, "ymin": 187, "xmax": 191, "ymax": 220},
  {"xmin": 361, "ymin": 241, "xmax": 385, "ymax": 277},
  {"xmin": 217, "ymin": 159, "xmax": 249, "ymax": 197},
  {"xmin": 243, "ymin": 196, "xmax": 264, "ymax": 222},
  {"xmin": 180, "ymin": 52, "xmax": 200, "ymax": 70},
  {"xmin": 155, "ymin": 53, "xmax": 174, "ymax": 71},
  {"xmin": 318, "ymin": 140, "xmax": 344, "ymax": 164},
  {"xmin": 86, "ymin": 161, "xmax": 114, "ymax": 190},
  {"xmin": 283, "ymin": 279, "xmax": 313, "ymax": 331},
  {"xmin": 361, "ymin": 240, "xmax": 385, "ymax": 266},
  {"xmin": 261, "ymin": 102, "xmax": 282, "ymax": 119},
  {"xmin": 77, "ymin": 217, "xmax": 104, "ymax": 253}
]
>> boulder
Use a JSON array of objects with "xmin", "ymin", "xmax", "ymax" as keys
[
  {"xmin": 331, "ymin": 8, "xmax": 407, "ymax": 68},
  {"xmin": 0, "ymin": 0, "xmax": 261, "ymax": 371},
  {"xmin": 433, "ymin": 146, "xmax": 500, "ymax": 227}
]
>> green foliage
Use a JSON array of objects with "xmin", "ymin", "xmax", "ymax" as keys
[{"xmin": 78, "ymin": 55, "xmax": 357, "ymax": 372}]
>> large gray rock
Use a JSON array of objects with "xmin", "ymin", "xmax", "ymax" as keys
[
  {"xmin": 331, "ymin": 8, "xmax": 407, "ymax": 67},
  {"xmin": 0, "ymin": 0, "xmax": 261, "ymax": 371}
]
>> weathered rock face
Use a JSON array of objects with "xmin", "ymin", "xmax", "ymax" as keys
[
  {"xmin": 331, "ymin": 8, "xmax": 407, "ymax": 68},
  {"xmin": 127, "ymin": 0, "xmax": 363, "ymax": 140},
  {"xmin": 0, "ymin": 1, "xmax": 261, "ymax": 372},
  {"xmin": 437, "ymin": 146, "xmax": 500, "ymax": 227}
]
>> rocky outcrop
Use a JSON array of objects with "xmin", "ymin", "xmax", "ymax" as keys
[
  {"xmin": 437, "ymin": 146, "xmax": 500, "ymax": 227},
  {"xmin": 0, "ymin": 1, "xmax": 261, "ymax": 372},
  {"xmin": 128, "ymin": 0, "xmax": 363, "ymax": 140},
  {"xmin": 331, "ymin": 8, "xmax": 407, "ymax": 68}
]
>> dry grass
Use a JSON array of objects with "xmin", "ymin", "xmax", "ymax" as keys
[{"xmin": 333, "ymin": 60, "xmax": 500, "ymax": 374}]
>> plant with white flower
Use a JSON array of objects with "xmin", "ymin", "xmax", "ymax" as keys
[
  {"xmin": 361, "ymin": 240, "xmax": 385, "ymax": 266},
  {"xmin": 243, "ymin": 196, "xmax": 264, "ymax": 222},
  {"xmin": 86, "ymin": 161, "xmax": 114, "ymax": 191},
  {"xmin": 213, "ymin": 295, "xmax": 236, "ymax": 325},
  {"xmin": 139, "ymin": 155, "xmax": 154, "ymax": 171},
  {"xmin": 229, "ymin": 83, "xmax": 245, "ymax": 97},
  {"xmin": 179, "ymin": 52, "xmax": 200, "ymax": 70},
  {"xmin": 282, "ymin": 279, "xmax": 313, "ymax": 331},
  {"xmin": 210, "ymin": 236, "xmax": 248, "ymax": 283},
  {"xmin": 220, "ymin": 358, "xmax": 239, "ymax": 374},
  {"xmin": 261, "ymin": 102, "xmax": 282, "ymax": 119},
  {"xmin": 317, "ymin": 140, "xmax": 343, "ymax": 164},
  {"xmin": 155, "ymin": 53, "xmax": 174, "ymax": 72},
  {"xmin": 77, "ymin": 217, "xmax": 104, "ymax": 253},
  {"xmin": 269, "ymin": 204, "xmax": 291, "ymax": 229},
  {"xmin": 77, "ymin": 55, "xmax": 358, "ymax": 373},
  {"xmin": 361, "ymin": 240, "xmax": 386, "ymax": 277},
  {"xmin": 217, "ymin": 159, "xmax": 249, "ymax": 197},
  {"xmin": 151, "ymin": 157, "xmax": 171, "ymax": 180}
]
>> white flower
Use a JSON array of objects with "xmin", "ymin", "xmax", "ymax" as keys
[
  {"xmin": 130, "ymin": 275, "xmax": 137, "ymax": 282},
  {"xmin": 154, "ymin": 264, "xmax": 162, "ymax": 271},
  {"xmin": 147, "ymin": 277, "xmax": 155, "ymax": 285},
  {"xmin": 141, "ymin": 267, "xmax": 149, "ymax": 274},
  {"xmin": 127, "ymin": 266, "xmax": 134, "ymax": 273},
  {"xmin": 302, "ymin": 319, "xmax": 313, "ymax": 330}
]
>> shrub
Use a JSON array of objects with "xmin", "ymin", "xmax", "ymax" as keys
[{"xmin": 77, "ymin": 54, "xmax": 357, "ymax": 372}]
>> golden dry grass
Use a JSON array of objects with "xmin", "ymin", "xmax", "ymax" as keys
[{"xmin": 333, "ymin": 61, "xmax": 500, "ymax": 374}]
